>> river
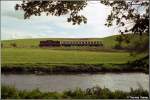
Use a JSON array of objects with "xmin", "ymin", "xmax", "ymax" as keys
[{"xmin": 1, "ymin": 73, "xmax": 149, "ymax": 92}]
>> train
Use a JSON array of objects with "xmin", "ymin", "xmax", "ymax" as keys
[{"xmin": 39, "ymin": 40, "xmax": 103, "ymax": 47}]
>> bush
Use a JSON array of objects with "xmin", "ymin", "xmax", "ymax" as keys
[
  {"xmin": 10, "ymin": 43, "xmax": 17, "ymax": 48},
  {"xmin": 1, "ymin": 85, "xmax": 20, "ymax": 99},
  {"xmin": 1, "ymin": 43, "xmax": 3, "ymax": 48},
  {"xmin": 114, "ymin": 43, "xmax": 123, "ymax": 50}
]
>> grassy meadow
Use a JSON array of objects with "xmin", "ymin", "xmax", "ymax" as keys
[{"xmin": 2, "ymin": 48, "xmax": 133, "ymax": 65}]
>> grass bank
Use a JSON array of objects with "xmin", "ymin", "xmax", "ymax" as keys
[{"xmin": 2, "ymin": 85, "xmax": 149, "ymax": 99}]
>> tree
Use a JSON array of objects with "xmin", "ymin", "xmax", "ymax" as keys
[
  {"xmin": 100, "ymin": 0, "xmax": 149, "ymax": 35},
  {"xmin": 15, "ymin": 0, "xmax": 87, "ymax": 25},
  {"xmin": 114, "ymin": 35, "xmax": 124, "ymax": 49},
  {"xmin": 15, "ymin": 0, "xmax": 149, "ymax": 35},
  {"xmin": 100, "ymin": 0, "xmax": 149, "ymax": 53},
  {"xmin": 127, "ymin": 34, "xmax": 149, "ymax": 54}
]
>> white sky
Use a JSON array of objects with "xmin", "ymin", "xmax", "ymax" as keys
[{"xmin": 1, "ymin": 1, "xmax": 119, "ymax": 40}]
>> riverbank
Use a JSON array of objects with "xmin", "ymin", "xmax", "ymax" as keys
[
  {"xmin": 1, "ymin": 62, "xmax": 148, "ymax": 74},
  {"xmin": 2, "ymin": 85, "xmax": 149, "ymax": 99}
]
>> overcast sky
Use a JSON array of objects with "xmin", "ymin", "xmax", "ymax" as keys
[{"xmin": 1, "ymin": 1, "xmax": 119, "ymax": 40}]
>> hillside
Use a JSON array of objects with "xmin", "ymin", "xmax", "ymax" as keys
[{"xmin": 1, "ymin": 35, "xmax": 118, "ymax": 48}]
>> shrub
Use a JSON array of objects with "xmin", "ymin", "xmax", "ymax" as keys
[{"xmin": 10, "ymin": 43, "xmax": 17, "ymax": 48}]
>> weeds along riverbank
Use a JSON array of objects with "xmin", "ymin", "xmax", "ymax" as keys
[
  {"xmin": 1, "ymin": 85, "xmax": 149, "ymax": 99},
  {"xmin": 1, "ymin": 62, "xmax": 149, "ymax": 74}
]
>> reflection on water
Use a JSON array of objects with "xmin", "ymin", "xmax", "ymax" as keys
[{"xmin": 1, "ymin": 73, "xmax": 149, "ymax": 92}]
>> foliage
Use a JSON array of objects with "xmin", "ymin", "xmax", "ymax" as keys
[
  {"xmin": 114, "ymin": 34, "xmax": 149, "ymax": 53},
  {"xmin": 127, "ymin": 55, "xmax": 149, "ymax": 73},
  {"xmin": 1, "ymin": 43, "xmax": 3, "ymax": 48},
  {"xmin": 99, "ymin": 0, "xmax": 149, "ymax": 56},
  {"xmin": 16, "ymin": 0, "xmax": 149, "ymax": 34},
  {"xmin": 10, "ymin": 43, "xmax": 17, "ymax": 48},
  {"xmin": 114, "ymin": 35, "xmax": 124, "ymax": 49},
  {"xmin": 2, "ymin": 85, "xmax": 149, "ymax": 99},
  {"xmin": 1, "ymin": 85, "xmax": 20, "ymax": 99},
  {"xmin": 15, "ymin": 0, "xmax": 87, "ymax": 25},
  {"xmin": 127, "ymin": 34, "xmax": 149, "ymax": 54},
  {"xmin": 100, "ymin": 0, "xmax": 149, "ymax": 34}
]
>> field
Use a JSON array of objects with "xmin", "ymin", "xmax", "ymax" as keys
[{"xmin": 2, "ymin": 48, "xmax": 133, "ymax": 65}]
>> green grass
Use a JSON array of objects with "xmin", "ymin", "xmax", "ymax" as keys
[{"xmin": 2, "ymin": 48, "xmax": 134, "ymax": 66}]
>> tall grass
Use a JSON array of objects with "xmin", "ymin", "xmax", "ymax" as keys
[{"xmin": 1, "ymin": 85, "xmax": 149, "ymax": 99}]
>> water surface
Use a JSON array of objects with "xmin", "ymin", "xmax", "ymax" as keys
[{"xmin": 2, "ymin": 73, "xmax": 149, "ymax": 92}]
